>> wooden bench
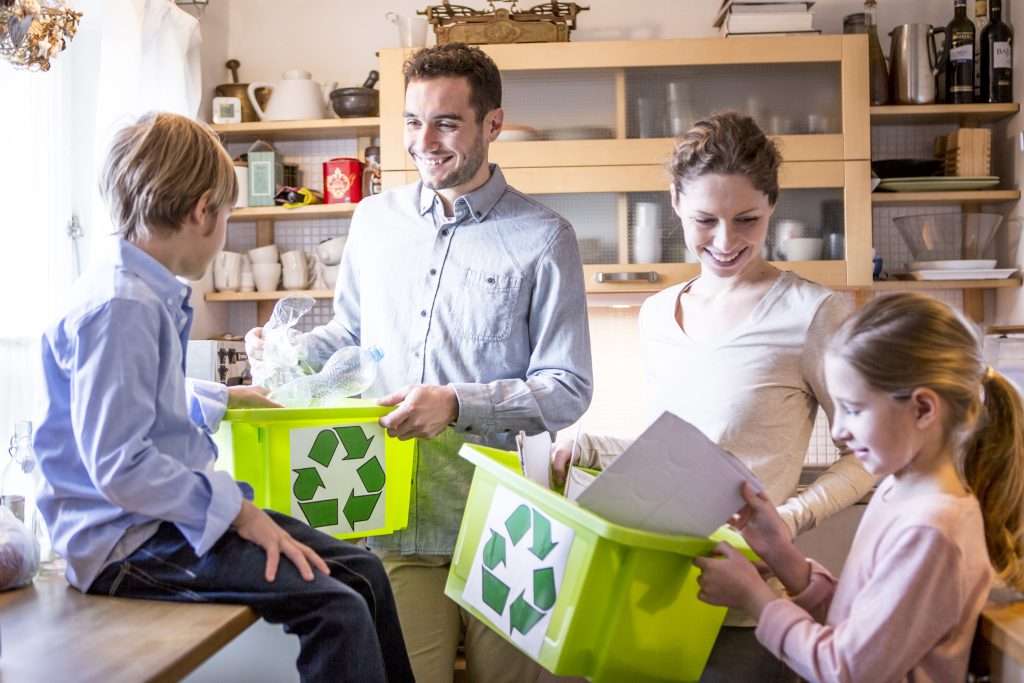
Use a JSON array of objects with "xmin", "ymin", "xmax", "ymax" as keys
[{"xmin": 0, "ymin": 569, "xmax": 257, "ymax": 682}]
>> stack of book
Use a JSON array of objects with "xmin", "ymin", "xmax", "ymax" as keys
[{"xmin": 714, "ymin": 1, "xmax": 818, "ymax": 37}]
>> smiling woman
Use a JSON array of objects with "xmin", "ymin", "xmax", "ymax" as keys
[{"xmin": 551, "ymin": 111, "xmax": 875, "ymax": 683}]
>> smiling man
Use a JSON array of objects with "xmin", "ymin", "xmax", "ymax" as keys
[{"xmin": 258, "ymin": 43, "xmax": 593, "ymax": 682}]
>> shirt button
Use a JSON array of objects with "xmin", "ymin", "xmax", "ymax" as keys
[
  {"xmin": 413, "ymin": 350, "xmax": 421, "ymax": 358},
  {"xmin": 420, "ymin": 310, "xmax": 427, "ymax": 317},
  {"xmin": 429, "ymin": 268, "xmax": 437, "ymax": 276},
  {"xmin": 441, "ymin": 229, "xmax": 449, "ymax": 237},
  {"xmin": 465, "ymin": 426, "xmax": 473, "ymax": 432},
  {"xmin": 486, "ymin": 276, "xmax": 496, "ymax": 284}
]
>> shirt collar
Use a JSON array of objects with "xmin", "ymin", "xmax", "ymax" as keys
[
  {"xmin": 417, "ymin": 164, "xmax": 507, "ymax": 222},
  {"xmin": 115, "ymin": 239, "xmax": 192, "ymax": 311}
]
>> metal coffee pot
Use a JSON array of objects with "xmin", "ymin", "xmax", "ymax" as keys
[{"xmin": 888, "ymin": 23, "xmax": 946, "ymax": 104}]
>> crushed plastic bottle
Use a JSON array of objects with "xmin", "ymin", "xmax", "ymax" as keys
[
  {"xmin": 250, "ymin": 297, "xmax": 316, "ymax": 391},
  {"xmin": 1, "ymin": 421, "xmax": 50, "ymax": 564},
  {"xmin": 270, "ymin": 346, "xmax": 384, "ymax": 408}
]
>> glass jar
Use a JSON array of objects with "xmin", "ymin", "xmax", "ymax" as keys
[{"xmin": 2, "ymin": 421, "xmax": 51, "ymax": 562}]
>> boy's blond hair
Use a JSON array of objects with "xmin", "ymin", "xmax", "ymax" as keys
[{"xmin": 100, "ymin": 112, "xmax": 236, "ymax": 241}]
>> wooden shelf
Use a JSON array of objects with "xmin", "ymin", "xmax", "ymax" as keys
[
  {"xmin": 871, "ymin": 190, "xmax": 1021, "ymax": 205},
  {"xmin": 229, "ymin": 203, "xmax": 357, "ymax": 222},
  {"xmin": 837, "ymin": 277, "xmax": 1022, "ymax": 291},
  {"xmin": 206, "ymin": 289, "xmax": 334, "ymax": 302},
  {"xmin": 212, "ymin": 118, "xmax": 379, "ymax": 142},
  {"xmin": 870, "ymin": 103, "xmax": 1019, "ymax": 124}
]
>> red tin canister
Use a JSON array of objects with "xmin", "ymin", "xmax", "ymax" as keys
[{"xmin": 323, "ymin": 157, "xmax": 364, "ymax": 204}]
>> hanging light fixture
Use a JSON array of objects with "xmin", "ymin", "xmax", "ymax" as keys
[{"xmin": 0, "ymin": 0, "xmax": 82, "ymax": 72}]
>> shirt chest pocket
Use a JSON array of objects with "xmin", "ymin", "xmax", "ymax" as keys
[{"xmin": 452, "ymin": 268, "xmax": 523, "ymax": 342}]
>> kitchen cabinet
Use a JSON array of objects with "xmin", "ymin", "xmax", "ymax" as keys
[
  {"xmin": 207, "ymin": 118, "xmax": 378, "ymax": 321},
  {"xmin": 379, "ymin": 36, "xmax": 874, "ymax": 291}
]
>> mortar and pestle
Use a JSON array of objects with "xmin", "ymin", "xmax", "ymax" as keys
[{"xmin": 215, "ymin": 59, "xmax": 270, "ymax": 123}]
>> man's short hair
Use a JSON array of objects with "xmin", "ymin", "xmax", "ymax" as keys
[
  {"xmin": 99, "ymin": 112, "xmax": 237, "ymax": 241},
  {"xmin": 403, "ymin": 43, "xmax": 502, "ymax": 121}
]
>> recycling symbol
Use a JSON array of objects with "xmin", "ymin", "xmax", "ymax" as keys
[
  {"xmin": 480, "ymin": 504, "xmax": 559, "ymax": 636},
  {"xmin": 291, "ymin": 425, "xmax": 385, "ymax": 531}
]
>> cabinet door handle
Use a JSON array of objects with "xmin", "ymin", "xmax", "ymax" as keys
[{"xmin": 594, "ymin": 271, "xmax": 659, "ymax": 283}]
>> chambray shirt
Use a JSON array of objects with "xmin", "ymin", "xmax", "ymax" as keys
[
  {"xmin": 34, "ymin": 240, "xmax": 242, "ymax": 590},
  {"xmin": 302, "ymin": 165, "xmax": 593, "ymax": 555}
]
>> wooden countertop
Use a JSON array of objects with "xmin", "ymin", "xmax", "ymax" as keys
[
  {"xmin": 981, "ymin": 598, "xmax": 1024, "ymax": 667},
  {"xmin": 0, "ymin": 568, "xmax": 257, "ymax": 682}
]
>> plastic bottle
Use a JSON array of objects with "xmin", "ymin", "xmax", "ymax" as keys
[
  {"xmin": 2, "ymin": 421, "xmax": 51, "ymax": 563},
  {"xmin": 270, "ymin": 345, "xmax": 384, "ymax": 407}
]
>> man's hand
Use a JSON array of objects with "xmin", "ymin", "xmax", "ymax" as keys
[
  {"xmin": 232, "ymin": 500, "xmax": 329, "ymax": 582},
  {"xmin": 227, "ymin": 385, "xmax": 281, "ymax": 409},
  {"xmin": 377, "ymin": 384, "xmax": 458, "ymax": 439},
  {"xmin": 549, "ymin": 439, "xmax": 578, "ymax": 488},
  {"xmin": 693, "ymin": 542, "xmax": 777, "ymax": 619},
  {"xmin": 244, "ymin": 327, "xmax": 265, "ymax": 361}
]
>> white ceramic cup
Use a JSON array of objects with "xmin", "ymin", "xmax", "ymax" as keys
[
  {"xmin": 233, "ymin": 166, "xmax": 248, "ymax": 208},
  {"xmin": 386, "ymin": 11, "xmax": 428, "ymax": 48},
  {"xmin": 213, "ymin": 251, "xmax": 242, "ymax": 292},
  {"xmin": 633, "ymin": 202, "xmax": 663, "ymax": 263},
  {"xmin": 779, "ymin": 237, "xmax": 824, "ymax": 262},
  {"xmin": 248, "ymin": 244, "xmax": 279, "ymax": 265},
  {"xmin": 240, "ymin": 254, "xmax": 252, "ymax": 275},
  {"xmin": 252, "ymin": 263, "xmax": 281, "ymax": 292},
  {"xmin": 240, "ymin": 271, "xmax": 255, "ymax": 292},
  {"xmin": 283, "ymin": 264, "xmax": 310, "ymax": 290},
  {"xmin": 315, "ymin": 236, "xmax": 347, "ymax": 266},
  {"xmin": 280, "ymin": 249, "xmax": 306, "ymax": 273},
  {"xmin": 774, "ymin": 219, "xmax": 808, "ymax": 259},
  {"xmin": 322, "ymin": 264, "xmax": 340, "ymax": 289}
]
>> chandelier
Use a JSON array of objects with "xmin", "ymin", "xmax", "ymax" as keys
[{"xmin": 0, "ymin": 0, "xmax": 82, "ymax": 72}]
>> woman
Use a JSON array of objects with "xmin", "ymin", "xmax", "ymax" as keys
[{"xmin": 551, "ymin": 112, "xmax": 875, "ymax": 682}]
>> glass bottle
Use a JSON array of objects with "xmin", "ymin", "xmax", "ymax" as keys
[
  {"xmin": 980, "ymin": 0, "xmax": 1014, "ymax": 102},
  {"xmin": 946, "ymin": 0, "xmax": 976, "ymax": 103},
  {"xmin": 2, "ymin": 421, "xmax": 51, "ymax": 563},
  {"xmin": 975, "ymin": 0, "xmax": 989, "ymax": 98},
  {"xmin": 844, "ymin": 6, "xmax": 889, "ymax": 105}
]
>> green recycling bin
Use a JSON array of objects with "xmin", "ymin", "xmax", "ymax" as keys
[{"xmin": 445, "ymin": 443, "xmax": 756, "ymax": 683}]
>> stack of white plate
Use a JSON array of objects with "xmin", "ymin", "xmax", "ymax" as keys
[{"xmin": 908, "ymin": 259, "xmax": 1017, "ymax": 280}]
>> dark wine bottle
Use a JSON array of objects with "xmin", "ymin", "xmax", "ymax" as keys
[
  {"xmin": 946, "ymin": 0, "xmax": 976, "ymax": 103},
  {"xmin": 980, "ymin": 0, "xmax": 1014, "ymax": 102}
]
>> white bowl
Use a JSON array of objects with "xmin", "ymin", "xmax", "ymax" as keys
[
  {"xmin": 248, "ymin": 244, "xmax": 280, "ymax": 264},
  {"xmin": 315, "ymin": 236, "xmax": 346, "ymax": 266}
]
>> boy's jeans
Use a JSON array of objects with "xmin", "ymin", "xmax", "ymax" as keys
[{"xmin": 88, "ymin": 510, "xmax": 414, "ymax": 683}]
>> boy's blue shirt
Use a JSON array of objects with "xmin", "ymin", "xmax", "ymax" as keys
[{"xmin": 33, "ymin": 239, "xmax": 243, "ymax": 590}]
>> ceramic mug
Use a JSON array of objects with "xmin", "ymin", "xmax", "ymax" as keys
[
  {"xmin": 248, "ymin": 244, "xmax": 279, "ymax": 264},
  {"xmin": 779, "ymin": 237, "xmax": 823, "ymax": 261},
  {"xmin": 213, "ymin": 251, "xmax": 242, "ymax": 292},
  {"xmin": 315, "ymin": 236, "xmax": 346, "ymax": 266},
  {"xmin": 633, "ymin": 201, "xmax": 663, "ymax": 263},
  {"xmin": 252, "ymin": 263, "xmax": 281, "ymax": 292}
]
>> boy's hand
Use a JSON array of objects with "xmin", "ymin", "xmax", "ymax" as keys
[
  {"xmin": 232, "ymin": 500, "xmax": 329, "ymax": 582},
  {"xmin": 729, "ymin": 482, "xmax": 792, "ymax": 560},
  {"xmin": 244, "ymin": 327, "xmax": 265, "ymax": 360},
  {"xmin": 377, "ymin": 384, "xmax": 458, "ymax": 439},
  {"xmin": 694, "ymin": 542, "xmax": 777, "ymax": 618},
  {"xmin": 549, "ymin": 439, "xmax": 577, "ymax": 488},
  {"xmin": 228, "ymin": 385, "xmax": 281, "ymax": 409}
]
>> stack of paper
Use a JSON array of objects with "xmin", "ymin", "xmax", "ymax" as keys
[
  {"xmin": 714, "ymin": 1, "xmax": 818, "ymax": 37},
  {"xmin": 573, "ymin": 412, "xmax": 764, "ymax": 537}
]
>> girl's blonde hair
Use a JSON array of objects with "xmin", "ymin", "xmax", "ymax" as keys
[
  {"xmin": 830, "ymin": 293, "xmax": 1024, "ymax": 589},
  {"xmin": 669, "ymin": 111, "xmax": 782, "ymax": 204},
  {"xmin": 100, "ymin": 112, "xmax": 236, "ymax": 241}
]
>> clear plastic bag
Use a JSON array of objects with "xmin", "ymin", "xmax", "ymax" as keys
[
  {"xmin": 0, "ymin": 503, "xmax": 39, "ymax": 590},
  {"xmin": 250, "ymin": 297, "xmax": 316, "ymax": 390}
]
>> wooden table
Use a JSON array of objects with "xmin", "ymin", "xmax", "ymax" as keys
[{"xmin": 0, "ymin": 568, "xmax": 257, "ymax": 682}]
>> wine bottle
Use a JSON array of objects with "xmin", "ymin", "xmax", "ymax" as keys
[
  {"xmin": 974, "ymin": 0, "xmax": 988, "ymax": 98},
  {"xmin": 980, "ymin": 0, "xmax": 1014, "ymax": 102},
  {"xmin": 946, "ymin": 0, "xmax": 976, "ymax": 103}
]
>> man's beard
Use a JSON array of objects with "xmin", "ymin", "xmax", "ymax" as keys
[{"xmin": 419, "ymin": 133, "xmax": 487, "ymax": 190}]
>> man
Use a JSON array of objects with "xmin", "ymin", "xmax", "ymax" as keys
[{"xmin": 246, "ymin": 43, "xmax": 593, "ymax": 682}]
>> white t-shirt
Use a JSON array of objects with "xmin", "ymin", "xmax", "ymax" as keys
[{"xmin": 576, "ymin": 271, "xmax": 875, "ymax": 536}]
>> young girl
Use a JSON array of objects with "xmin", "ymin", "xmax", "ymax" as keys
[{"xmin": 695, "ymin": 292, "xmax": 1024, "ymax": 682}]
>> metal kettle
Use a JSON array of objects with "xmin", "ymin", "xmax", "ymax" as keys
[{"xmin": 889, "ymin": 23, "xmax": 946, "ymax": 104}]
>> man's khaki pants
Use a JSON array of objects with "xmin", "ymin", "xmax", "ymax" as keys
[{"xmin": 382, "ymin": 554, "xmax": 543, "ymax": 683}]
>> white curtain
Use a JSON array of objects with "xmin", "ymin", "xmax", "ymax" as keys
[
  {"xmin": 0, "ymin": 0, "xmax": 202, "ymax": 448},
  {"xmin": 0, "ymin": 58, "xmax": 75, "ymax": 447}
]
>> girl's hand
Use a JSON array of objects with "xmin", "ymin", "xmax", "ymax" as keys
[
  {"xmin": 729, "ymin": 482, "xmax": 792, "ymax": 561},
  {"xmin": 549, "ymin": 439, "xmax": 577, "ymax": 488},
  {"xmin": 694, "ymin": 542, "xmax": 778, "ymax": 619},
  {"xmin": 228, "ymin": 385, "xmax": 282, "ymax": 409}
]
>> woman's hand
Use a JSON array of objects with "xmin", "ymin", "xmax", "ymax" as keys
[
  {"xmin": 694, "ymin": 542, "xmax": 778, "ymax": 619},
  {"xmin": 549, "ymin": 439, "xmax": 577, "ymax": 488},
  {"xmin": 227, "ymin": 385, "xmax": 281, "ymax": 409},
  {"xmin": 244, "ymin": 326, "xmax": 265, "ymax": 360},
  {"xmin": 232, "ymin": 500, "xmax": 329, "ymax": 582},
  {"xmin": 729, "ymin": 482, "xmax": 792, "ymax": 561}
]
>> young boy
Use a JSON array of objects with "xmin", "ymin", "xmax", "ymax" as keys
[{"xmin": 32, "ymin": 112, "xmax": 413, "ymax": 683}]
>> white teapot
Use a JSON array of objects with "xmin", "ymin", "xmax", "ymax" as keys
[{"xmin": 247, "ymin": 70, "xmax": 336, "ymax": 121}]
